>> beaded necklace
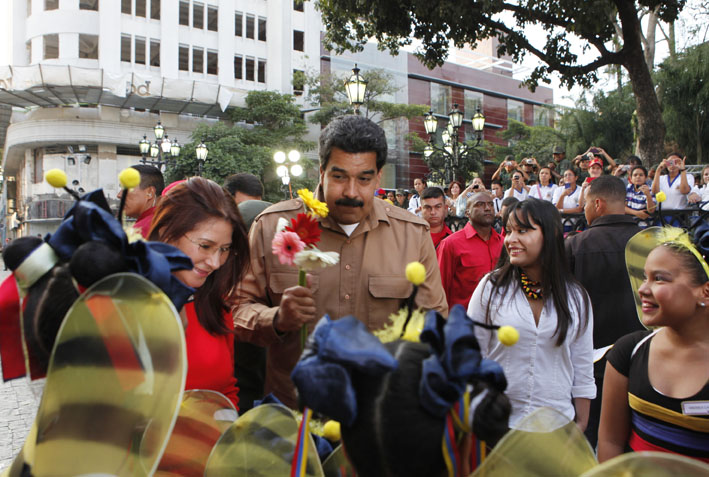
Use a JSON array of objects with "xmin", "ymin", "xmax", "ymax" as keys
[{"xmin": 520, "ymin": 271, "xmax": 543, "ymax": 300}]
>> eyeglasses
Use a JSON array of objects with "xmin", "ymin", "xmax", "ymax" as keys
[{"xmin": 184, "ymin": 235, "xmax": 232, "ymax": 258}]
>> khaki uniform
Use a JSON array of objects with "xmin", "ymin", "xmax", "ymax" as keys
[{"xmin": 232, "ymin": 195, "xmax": 448, "ymax": 408}]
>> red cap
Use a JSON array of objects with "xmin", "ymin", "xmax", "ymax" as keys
[
  {"xmin": 376, "ymin": 188, "xmax": 385, "ymax": 195},
  {"xmin": 589, "ymin": 158, "xmax": 603, "ymax": 169}
]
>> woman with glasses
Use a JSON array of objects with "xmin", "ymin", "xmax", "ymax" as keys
[{"xmin": 149, "ymin": 177, "xmax": 250, "ymax": 409}]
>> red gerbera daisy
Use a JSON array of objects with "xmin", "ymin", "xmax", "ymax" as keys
[{"xmin": 285, "ymin": 213, "xmax": 321, "ymax": 247}]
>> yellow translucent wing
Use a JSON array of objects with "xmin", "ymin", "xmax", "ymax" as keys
[
  {"xmin": 471, "ymin": 407, "xmax": 597, "ymax": 477},
  {"xmin": 155, "ymin": 389, "xmax": 238, "ymax": 477},
  {"xmin": 205, "ymin": 403, "xmax": 324, "ymax": 477},
  {"xmin": 322, "ymin": 444, "xmax": 357, "ymax": 477},
  {"xmin": 6, "ymin": 273, "xmax": 187, "ymax": 477},
  {"xmin": 580, "ymin": 451, "xmax": 709, "ymax": 477}
]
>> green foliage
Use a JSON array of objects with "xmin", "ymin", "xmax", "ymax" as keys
[
  {"xmin": 557, "ymin": 87, "xmax": 636, "ymax": 160},
  {"xmin": 493, "ymin": 120, "xmax": 566, "ymax": 164},
  {"xmin": 657, "ymin": 42, "xmax": 709, "ymax": 163},
  {"xmin": 167, "ymin": 91, "xmax": 316, "ymax": 201},
  {"xmin": 305, "ymin": 68, "xmax": 429, "ymax": 125}
]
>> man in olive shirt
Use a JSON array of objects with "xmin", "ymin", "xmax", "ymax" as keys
[{"xmin": 232, "ymin": 115, "xmax": 448, "ymax": 408}]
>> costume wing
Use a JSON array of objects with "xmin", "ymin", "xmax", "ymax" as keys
[
  {"xmin": 155, "ymin": 389, "xmax": 238, "ymax": 476},
  {"xmin": 321, "ymin": 445, "xmax": 356, "ymax": 477},
  {"xmin": 471, "ymin": 407, "xmax": 597, "ymax": 476},
  {"xmin": 5, "ymin": 273, "xmax": 187, "ymax": 477},
  {"xmin": 580, "ymin": 451, "xmax": 709, "ymax": 476},
  {"xmin": 204, "ymin": 403, "xmax": 324, "ymax": 477}
]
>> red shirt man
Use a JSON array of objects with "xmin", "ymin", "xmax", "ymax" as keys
[
  {"xmin": 437, "ymin": 192, "xmax": 503, "ymax": 310},
  {"xmin": 421, "ymin": 187, "xmax": 453, "ymax": 248}
]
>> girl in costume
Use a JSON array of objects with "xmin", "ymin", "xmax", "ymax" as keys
[
  {"xmin": 598, "ymin": 225, "xmax": 709, "ymax": 463},
  {"xmin": 149, "ymin": 177, "xmax": 249, "ymax": 409},
  {"xmin": 467, "ymin": 198, "xmax": 595, "ymax": 429}
]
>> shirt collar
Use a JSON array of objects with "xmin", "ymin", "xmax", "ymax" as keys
[
  {"xmin": 588, "ymin": 214, "xmax": 637, "ymax": 228},
  {"xmin": 315, "ymin": 184, "xmax": 389, "ymax": 236}
]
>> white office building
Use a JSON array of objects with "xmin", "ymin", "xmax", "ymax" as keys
[{"xmin": 0, "ymin": 0, "xmax": 322, "ymax": 237}]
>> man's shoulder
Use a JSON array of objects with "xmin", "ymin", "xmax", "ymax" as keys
[
  {"xmin": 253, "ymin": 199, "xmax": 303, "ymax": 222},
  {"xmin": 379, "ymin": 200, "xmax": 430, "ymax": 229}
]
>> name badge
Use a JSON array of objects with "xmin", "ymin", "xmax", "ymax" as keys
[{"xmin": 681, "ymin": 401, "xmax": 709, "ymax": 416}]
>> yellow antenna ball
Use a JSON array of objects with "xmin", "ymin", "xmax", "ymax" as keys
[
  {"xmin": 498, "ymin": 325, "xmax": 519, "ymax": 346},
  {"xmin": 405, "ymin": 261, "xmax": 426, "ymax": 286},
  {"xmin": 322, "ymin": 420, "xmax": 341, "ymax": 442},
  {"xmin": 119, "ymin": 167, "xmax": 141, "ymax": 189},
  {"xmin": 45, "ymin": 169, "xmax": 67, "ymax": 188},
  {"xmin": 655, "ymin": 191, "xmax": 667, "ymax": 203}
]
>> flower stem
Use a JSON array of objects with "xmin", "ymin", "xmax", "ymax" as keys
[{"xmin": 299, "ymin": 269, "xmax": 307, "ymax": 350}]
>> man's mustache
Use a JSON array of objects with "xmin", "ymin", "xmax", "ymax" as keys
[{"xmin": 336, "ymin": 198, "xmax": 365, "ymax": 207}]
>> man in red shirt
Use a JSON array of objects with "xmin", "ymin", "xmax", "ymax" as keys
[
  {"xmin": 421, "ymin": 187, "xmax": 452, "ymax": 249},
  {"xmin": 436, "ymin": 191, "xmax": 503, "ymax": 310},
  {"xmin": 117, "ymin": 165, "xmax": 164, "ymax": 238}
]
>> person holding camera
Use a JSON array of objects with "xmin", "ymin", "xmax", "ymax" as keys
[
  {"xmin": 451, "ymin": 177, "xmax": 485, "ymax": 217},
  {"xmin": 651, "ymin": 153, "xmax": 693, "ymax": 210},
  {"xmin": 505, "ymin": 172, "xmax": 530, "ymax": 201},
  {"xmin": 520, "ymin": 157, "xmax": 539, "ymax": 184},
  {"xmin": 491, "ymin": 155, "xmax": 519, "ymax": 189}
]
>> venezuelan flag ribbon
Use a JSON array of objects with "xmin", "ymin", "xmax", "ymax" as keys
[
  {"xmin": 442, "ymin": 414, "xmax": 460, "ymax": 477},
  {"xmin": 291, "ymin": 406, "xmax": 313, "ymax": 477}
]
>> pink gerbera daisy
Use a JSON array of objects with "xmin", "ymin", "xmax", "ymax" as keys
[{"xmin": 272, "ymin": 230, "xmax": 306, "ymax": 266}]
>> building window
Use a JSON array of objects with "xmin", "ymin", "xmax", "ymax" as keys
[
  {"xmin": 192, "ymin": 47, "xmax": 204, "ymax": 73},
  {"xmin": 150, "ymin": 39, "xmax": 160, "ymax": 66},
  {"xmin": 463, "ymin": 90, "xmax": 483, "ymax": 120},
  {"xmin": 179, "ymin": 1, "xmax": 189, "ymax": 26},
  {"xmin": 430, "ymin": 83, "xmax": 451, "ymax": 115},
  {"xmin": 534, "ymin": 105, "xmax": 550, "ymax": 127},
  {"xmin": 207, "ymin": 6, "xmax": 218, "ymax": 31},
  {"xmin": 234, "ymin": 55, "xmax": 243, "ymax": 79},
  {"xmin": 33, "ymin": 151, "xmax": 44, "ymax": 184},
  {"xmin": 235, "ymin": 12, "xmax": 243, "ymax": 36},
  {"xmin": 179, "ymin": 44, "xmax": 189, "ymax": 71},
  {"xmin": 293, "ymin": 30, "xmax": 304, "ymax": 51},
  {"xmin": 257, "ymin": 59, "xmax": 266, "ymax": 83},
  {"xmin": 150, "ymin": 0, "xmax": 160, "ymax": 19},
  {"xmin": 258, "ymin": 17, "xmax": 267, "ymax": 41},
  {"xmin": 44, "ymin": 34, "xmax": 59, "ymax": 59},
  {"xmin": 293, "ymin": 69, "xmax": 304, "ymax": 96},
  {"xmin": 80, "ymin": 0, "xmax": 99, "ymax": 10},
  {"xmin": 135, "ymin": 0, "xmax": 146, "ymax": 17},
  {"xmin": 27, "ymin": 0, "xmax": 31, "ymax": 16},
  {"xmin": 207, "ymin": 50, "xmax": 218, "ymax": 75},
  {"xmin": 293, "ymin": 0, "xmax": 304, "ymax": 11},
  {"xmin": 245, "ymin": 14, "xmax": 255, "ymax": 39},
  {"xmin": 121, "ymin": 35, "xmax": 131, "ymax": 62},
  {"xmin": 134, "ymin": 36, "xmax": 146, "ymax": 64},
  {"xmin": 25, "ymin": 41, "xmax": 32, "ymax": 63},
  {"xmin": 245, "ymin": 57, "xmax": 254, "ymax": 81},
  {"xmin": 79, "ymin": 34, "xmax": 99, "ymax": 59},
  {"xmin": 193, "ymin": 3, "xmax": 204, "ymax": 29},
  {"xmin": 507, "ymin": 99, "xmax": 524, "ymax": 123},
  {"xmin": 121, "ymin": 0, "xmax": 131, "ymax": 14},
  {"xmin": 45, "ymin": 0, "xmax": 58, "ymax": 10}
]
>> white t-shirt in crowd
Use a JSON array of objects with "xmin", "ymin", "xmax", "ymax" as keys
[
  {"xmin": 407, "ymin": 194, "xmax": 422, "ymax": 216},
  {"xmin": 467, "ymin": 275, "xmax": 596, "ymax": 428},
  {"xmin": 528, "ymin": 183, "xmax": 558, "ymax": 202},
  {"xmin": 551, "ymin": 185, "xmax": 581, "ymax": 210},
  {"xmin": 505, "ymin": 187, "xmax": 529, "ymax": 201},
  {"xmin": 658, "ymin": 172, "xmax": 694, "ymax": 209}
]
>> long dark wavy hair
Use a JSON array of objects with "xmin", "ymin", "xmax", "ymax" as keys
[
  {"xmin": 484, "ymin": 198, "xmax": 589, "ymax": 345},
  {"xmin": 149, "ymin": 177, "xmax": 249, "ymax": 335}
]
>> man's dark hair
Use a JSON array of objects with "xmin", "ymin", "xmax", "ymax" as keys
[
  {"xmin": 421, "ymin": 186, "xmax": 445, "ymax": 201},
  {"xmin": 587, "ymin": 175, "xmax": 626, "ymax": 204},
  {"xmin": 491, "ymin": 179, "xmax": 502, "ymax": 188},
  {"xmin": 130, "ymin": 164, "xmax": 164, "ymax": 196},
  {"xmin": 319, "ymin": 115, "xmax": 387, "ymax": 170},
  {"xmin": 627, "ymin": 155, "xmax": 642, "ymax": 166},
  {"xmin": 630, "ymin": 165, "xmax": 648, "ymax": 177},
  {"xmin": 223, "ymin": 173, "xmax": 264, "ymax": 198}
]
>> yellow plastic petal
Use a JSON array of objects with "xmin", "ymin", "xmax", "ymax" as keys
[
  {"xmin": 119, "ymin": 167, "xmax": 141, "ymax": 189},
  {"xmin": 405, "ymin": 261, "xmax": 426, "ymax": 286},
  {"xmin": 322, "ymin": 420, "xmax": 341, "ymax": 442},
  {"xmin": 655, "ymin": 191, "xmax": 667, "ymax": 203},
  {"xmin": 498, "ymin": 326, "xmax": 519, "ymax": 346}
]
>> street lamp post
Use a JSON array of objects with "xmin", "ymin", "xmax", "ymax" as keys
[
  {"xmin": 344, "ymin": 64, "xmax": 368, "ymax": 115},
  {"xmin": 195, "ymin": 139, "xmax": 209, "ymax": 176},
  {"xmin": 422, "ymin": 104, "xmax": 486, "ymax": 184},
  {"xmin": 138, "ymin": 121, "xmax": 181, "ymax": 171},
  {"xmin": 274, "ymin": 150, "xmax": 303, "ymax": 199}
]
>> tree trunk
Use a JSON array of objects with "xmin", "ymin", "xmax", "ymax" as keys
[
  {"xmin": 617, "ymin": 0, "xmax": 666, "ymax": 166},
  {"xmin": 644, "ymin": 9, "xmax": 658, "ymax": 69}
]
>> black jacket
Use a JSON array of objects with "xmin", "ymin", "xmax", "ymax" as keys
[{"xmin": 565, "ymin": 215, "xmax": 644, "ymax": 350}]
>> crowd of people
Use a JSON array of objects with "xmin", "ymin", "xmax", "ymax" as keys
[{"xmin": 2, "ymin": 114, "xmax": 708, "ymax": 476}]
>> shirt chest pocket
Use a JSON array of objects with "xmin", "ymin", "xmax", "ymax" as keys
[
  {"xmin": 460, "ymin": 252, "xmax": 488, "ymax": 270},
  {"xmin": 367, "ymin": 275, "xmax": 412, "ymax": 326},
  {"xmin": 267, "ymin": 271, "xmax": 320, "ymax": 305}
]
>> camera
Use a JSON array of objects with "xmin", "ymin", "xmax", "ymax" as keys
[
  {"xmin": 525, "ymin": 159, "xmax": 534, "ymax": 165},
  {"xmin": 590, "ymin": 147, "xmax": 600, "ymax": 154},
  {"xmin": 472, "ymin": 184, "xmax": 480, "ymax": 190}
]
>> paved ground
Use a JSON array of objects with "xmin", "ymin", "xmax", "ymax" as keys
[{"xmin": 0, "ymin": 265, "xmax": 44, "ymax": 472}]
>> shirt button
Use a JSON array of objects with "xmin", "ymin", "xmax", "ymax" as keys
[
  {"xmin": 345, "ymin": 264, "xmax": 351, "ymax": 270},
  {"xmin": 344, "ymin": 294, "xmax": 350, "ymax": 300},
  {"xmin": 385, "ymin": 207, "xmax": 390, "ymax": 212}
]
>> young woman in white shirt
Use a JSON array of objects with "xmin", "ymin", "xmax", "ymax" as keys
[
  {"xmin": 505, "ymin": 172, "xmax": 529, "ymax": 201},
  {"xmin": 467, "ymin": 198, "xmax": 595, "ymax": 429},
  {"xmin": 553, "ymin": 169, "xmax": 583, "ymax": 232},
  {"xmin": 527, "ymin": 166, "xmax": 558, "ymax": 202}
]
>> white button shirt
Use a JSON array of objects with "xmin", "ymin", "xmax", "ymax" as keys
[{"xmin": 467, "ymin": 274, "xmax": 596, "ymax": 428}]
